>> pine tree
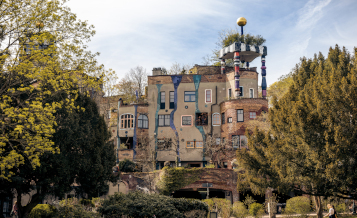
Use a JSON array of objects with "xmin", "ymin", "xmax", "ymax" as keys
[{"xmin": 237, "ymin": 45, "xmax": 357, "ymax": 218}]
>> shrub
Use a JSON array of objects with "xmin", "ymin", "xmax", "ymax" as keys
[
  {"xmin": 335, "ymin": 203, "xmax": 346, "ymax": 213},
  {"xmin": 29, "ymin": 204, "xmax": 57, "ymax": 218},
  {"xmin": 56, "ymin": 198, "xmax": 100, "ymax": 218},
  {"xmin": 202, "ymin": 198, "xmax": 232, "ymax": 218},
  {"xmin": 119, "ymin": 159, "xmax": 139, "ymax": 172},
  {"xmin": 98, "ymin": 192, "xmax": 208, "ymax": 218},
  {"xmin": 249, "ymin": 202, "xmax": 265, "ymax": 218},
  {"xmin": 233, "ymin": 201, "xmax": 248, "ymax": 218},
  {"xmin": 285, "ymin": 196, "xmax": 311, "ymax": 215}
]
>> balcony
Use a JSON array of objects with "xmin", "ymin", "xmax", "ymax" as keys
[{"xmin": 118, "ymin": 149, "xmax": 134, "ymax": 161}]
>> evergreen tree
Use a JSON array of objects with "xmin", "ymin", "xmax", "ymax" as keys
[
  {"xmin": 2, "ymin": 93, "xmax": 116, "ymax": 217},
  {"xmin": 237, "ymin": 45, "xmax": 357, "ymax": 218}
]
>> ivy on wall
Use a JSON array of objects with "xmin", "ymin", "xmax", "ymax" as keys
[{"xmin": 157, "ymin": 167, "xmax": 204, "ymax": 195}]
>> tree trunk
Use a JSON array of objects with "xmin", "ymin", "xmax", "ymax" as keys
[{"xmin": 314, "ymin": 196, "xmax": 323, "ymax": 218}]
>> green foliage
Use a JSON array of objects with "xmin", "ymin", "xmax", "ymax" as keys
[
  {"xmin": 249, "ymin": 203, "xmax": 265, "ymax": 218},
  {"xmin": 267, "ymin": 72, "xmax": 294, "ymax": 101},
  {"xmin": 119, "ymin": 159, "xmax": 139, "ymax": 172},
  {"xmin": 29, "ymin": 204, "xmax": 57, "ymax": 218},
  {"xmin": 335, "ymin": 203, "xmax": 346, "ymax": 213},
  {"xmin": 157, "ymin": 167, "xmax": 204, "ymax": 195},
  {"xmin": 210, "ymin": 28, "xmax": 266, "ymax": 66},
  {"xmin": 236, "ymin": 46, "xmax": 357, "ymax": 218},
  {"xmin": 243, "ymin": 195, "xmax": 256, "ymax": 207},
  {"xmin": 80, "ymin": 199, "xmax": 95, "ymax": 207},
  {"xmin": 202, "ymin": 198, "xmax": 232, "ymax": 218},
  {"xmin": 98, "ymin": 192, "xmax": 208, "ymax": 218},
  {"xmin": 56, "ymin": 201, "xmax": 100, "ymax": 218},
  {"xmin": 205, "ymin": 163, "xmax": 215, "ymax": 168},
  {"xmin": 285, "ymin": 196, "xmax": 311, "ymax": 215},
  {"xmin": 233, "ymin": 201, "xmax": 249, "ymax": 218}
]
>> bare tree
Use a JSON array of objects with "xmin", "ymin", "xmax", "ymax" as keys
[
  {"xmin": 204, "ymin": 136, "xmax": 235, "ymax": 168},
  {"xmin": 127, "ymin": 66, "xmax": 148, "ymax": 98},
  {"xmin": 167, "ymin": 62, "xmax": 194, "ymax": 75}
]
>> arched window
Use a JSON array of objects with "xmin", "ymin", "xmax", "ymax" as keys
[
  {"xmin": 138, "ymin": 114, "xmax": 148, "ymax": 129},
  {"xmin": 121, "ymin": 114, "xmax": 134, "ymax": 129},
  {"xmin": 212, "ymin": 113, "xmax": 220, "ymax": 126}
]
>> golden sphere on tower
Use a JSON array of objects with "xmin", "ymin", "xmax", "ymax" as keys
[
  {"xmin": 36, "ymin": 22, "xmax": 44, "ymax": 28},
  {"xmin": 237, "ymin": 17, "xmax": 247, "ymax": 26}
]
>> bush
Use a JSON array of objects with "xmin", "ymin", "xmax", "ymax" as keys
[
  {"xmin": 233, "ymin": 201, "xmax": 248, "ymax": 218},
  {"xmin": 335, "ymin": 203, "xmax": 346, "ymax": 213},
  {"xmin": 119, "ymin": 159, "xmax": 139, "ymax": 172},
  {"xmin": 56, "ymin": 198, "xmax": 100, "ymax": 218},
  {"xmin": 202, "ymin": 198, "xmax": 232, "ymax": 218},
  {"xmin": 285, "ymin": 196, "xmax": 311, "ymax": 215},
  {"xmin": 249, "ymin": 202, "xmax": 265, "ymax": 218},
  {"xmin": 29, "ymin": 204, "xmax": 57, "ymax": 218},
  {"xmin": 98, "ymin": 192, "xmax": 208, "ymax": 218}
]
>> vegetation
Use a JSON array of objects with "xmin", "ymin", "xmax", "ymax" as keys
[
  {"xmin": 119, "ymin": 159, "xmax": 139, "ymax": 172},
  {"xmin": 157, "ymin": 166, "xmax": 204, "ymax": 195},
  {"xmin": 98, "ymin": 192, "xmax": 208, "ymax": 218},
  {"xmin": 202, "ymin": 198, "xmax": 232, "ymax": 218},
  {"xmin": 232, "ymin": 201, "xmax": 249, "ymax": 218},
  {"xmin": 4, "ymin": 93, "xmax": 116, "ymax": 217},
  {"xmin": 236, "ymin": 45, "xmax": 357, "ymax": 218},
  {"xmin": 0, "ymin": 0, "xmax": 106, "ymax": 181},
  {"xmin": 210, "ymin": 28, "xmax": 266, "ymax": 66},
  {"xmin": 249, "ymin": 202, "xmax": 265, "ymax": 218},
  {"xmin": 284, "ymin": 196, "xmax": 311, "ymax": 216},
  {"xmin": 29, "ymin": 204, "xmax": 57, "ymax": 218}
]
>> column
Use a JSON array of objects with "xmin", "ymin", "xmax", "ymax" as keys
[
  {"xmin": 261, "ymin": 55, "xmax": 267, "ymax": 98},
  {"xmin": 234, "ymin": 52, "xmax": 240, "ymax": 98},
  {"xmin": 221, "ymin": 59, "xmax": 225, "ymax": 74}
]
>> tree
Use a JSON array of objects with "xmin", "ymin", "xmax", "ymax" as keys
[
  {"xmin": 211, "ymin": 28, "xmax": 266, "ymax": 66},
  {"xmin": 267, "ymin": 72, "xmax": 294, "ymax": 101},
  {"xmin": 2, "ymin": 93, "xmax": 116, "ymax": 218},
  {"xmin": 236, "ymin": 45, "xmax": 357, "ymax": 218},
  {"xmin": 0, "ymin": 0, "xmax": 104, "ymax": 180}
]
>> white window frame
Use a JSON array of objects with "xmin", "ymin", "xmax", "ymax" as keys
[
  {"xmin": 212, "ymin": 113, "xmax": 221, "ymax": 126},
  {"xmin": 205, "ymin": 89, "xmax": 212, "ymax": 103},
  {"xmin": 120, "ymin": 113, "xmax": 135, "ymax": 130},
  {"xmin": 249, "ymin": 88, "xmax": 254, "ymax": 98}
]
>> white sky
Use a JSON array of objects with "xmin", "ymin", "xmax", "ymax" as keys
[{"xmin": 66, "ymin": 0, "xmax": 357, "ymax": 85}]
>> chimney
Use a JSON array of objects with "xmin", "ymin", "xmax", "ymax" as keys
[{"xmin": 152, "ymin": 67, "xmax": 162, "ymax": 76}]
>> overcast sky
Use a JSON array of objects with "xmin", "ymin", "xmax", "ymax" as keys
[{"xmin": 67, "ymin": 0, "xmax": 357, "ymax": 85}]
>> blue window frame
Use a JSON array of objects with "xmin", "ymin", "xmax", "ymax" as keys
[{"xmin": 184, "ymin": 91, "xmax": 195, "ymax": 102}]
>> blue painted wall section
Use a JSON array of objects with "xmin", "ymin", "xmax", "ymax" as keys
[
  {"xmin": 154, "ymin": 84, "xmax": 162, "ymax": 170},
  {"xmin": 193, "ymin": 75, "xmax": 206, "ymax": 162},
  {"xmin": 170, "ymin": 75, "xmax": 182, "ymax": 162},
  {"xmin": 133, "ymin": 105, "xmax": 138, "ymax": 160}
]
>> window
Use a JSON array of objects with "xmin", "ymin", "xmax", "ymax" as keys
[
  {"xmin": 169, "ymin": 91, "xmax": 175, "ymax": 109},
  {"xmin": 182, "ymin": 116, "xmax": 192, "ymax": 126},
  {"xmin": 216, "ymin": 138, "xmax": 221, "ymax": 145},
  {"xmin": 237, "ymin": 109, "xmax": 244, "ymax": 122},
  {"xmin": 205, "ymin": 89, "xmax": 212, "ymax": 103},
  {"xmin": 249, "ymin": 88, "xmax": 254, "ymax": 98},
  {"xmin": 228, "ymin": 117, "xmax": 232, "ymax": 123},
  {"xmin": 196, "ymin": 113, "xmax": 208, "ymax": 126},
  {"xmin": 160, "ymin": 92, "xmax": 165, "ymax": 109},
  {"xmin": 158, "ymin": 138, "xmax": 172, "ymax": 150},
  {"xmin": 239, "ymin": 86, "xmax": 244, "ymax": 97},
  {"xmin": 158, "ymin": 115, "xmax": 170, "ymax": 126},
  {"xmin": 228, "ymin": 89, "xmax": 232, "ymax": 99},
  {"xmin": 232, "ymin": 135, "xmax": 248, "ymax": 149},
  {"xmin": 221, "ymin": 113, "xmax": 225, "ymax": 124},
  {"xmin": 249, "ymin": 112, "xmax": 256, "ymax": 119},
  {"xmin": 186, "ymin": 141, "xmax": 194, "ymax": 148},
  {"xmin": 184, "ymin": 91, "xmax": 196, "ymax": 102},
  {"xmin": 222, "ymin": 137, "xmax": 226, "ymax": 144},
  {"xmin": 107, "ymin": 110, "xmax": 111, "ymax": 119},
  {"xmin": 212, "ymin": 113, "xmax": 220, "ymax": 126},
  {"xmin": 223, "ymin": 162, "xmax": 228, "ymax": 168},
  {"xmin": 187, "ymin": 141, "xmax": 203, "ymax": 148},
  {"xmin": 232, "ymin": 135, "xmax": 240, "ymax": 149},
  {"xmin": 138, "ymin": 114, "xmax": 148, "ymax": 129},
  {"xmin": 121, "ymin": 114, "xmax": 134, "ymax": 129}
]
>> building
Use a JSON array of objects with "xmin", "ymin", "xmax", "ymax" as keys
[{"xmin": 102, "ymin": 41, "xmax": 268, "ymax": 173}]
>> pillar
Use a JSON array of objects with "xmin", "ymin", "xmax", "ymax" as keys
[
  {"xmin": 234, "ymin": 52, "xmax": 240, "ymax": 98},
  {"xmin": 221, "ymin": 59, "xmax": 225, "ymax": 74},
  {"xmin": 261, "ymin": 55, "xmax": 267, "ymax": 98}
]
